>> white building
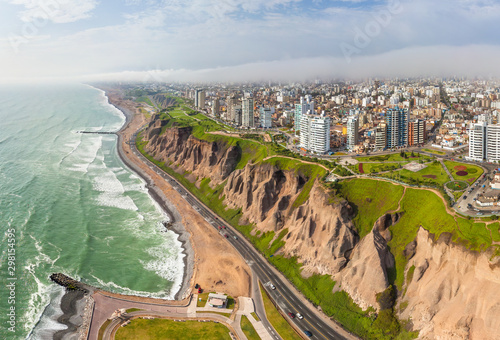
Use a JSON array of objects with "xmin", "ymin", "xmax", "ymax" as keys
[
  {"xmin": 487, "ymin": 124, "xmax": 500, "ymax": 162},
  {"xmin": 300, "ymin": 114, "xmax": 331, "ymax": 154},
  {"xmin": 242, "ymin": 98, "xmax": 254, "ymax": 127},
  {"xmin": 260, "ymin": 107, "xmax": 274, "ymax": 128},
  {"xmin": 467, "ymin": 122, "xmax": 487, "ymax": 162},
  {"xmin": 347, "ymin": 116, "xmax": 359, "ymax": 150},
  {"xmin": 375, "ymin": 122, "xmax": 387, "ymax": 151},
  {"xmin": 294, "ymin": 97, "xmax": 315, "ymax": 132}
]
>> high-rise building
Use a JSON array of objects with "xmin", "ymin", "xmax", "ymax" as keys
[
  {"xmin": 375, "ymin": 122, "xmax": 387, "ymax": 151},
  {"xmin": 294, "ymin": 97, "xmax": 315, "ymax": 132},
  {"xmin": 195, "ymin": 89, "xmax": 205, "ymax": 109},
  {"xmin": 487, "ymin": 124, "xmax": 500, "ymax": 161},
  {"xmin": 467, "ymin": 122, "xmax": 487, "ymax": 162},
  {"xmin": 386, "ymin": 107, "xmax": 410, "ymax": 148},
  {"xmin": 242, "ymin": 98, "xmax": 254, "ymax": 127},
  {"xmin": 346, "ymin": 116, "xmax": 359, "ymax": 150},
  {"xmin": 260, "ymin": 107, "xmax": 274, "ymax": 128},
  {"xmin": 234, "ymin": 106, "xmax": 242, "ymax": 125},
  {"xmin": 226, "ymin": 94, "xmax": 238, "ymax": 123},
  {"xmin": 299, "ymin": 114, "xmax": 331, "ymax": 154},
  {"xmin": 212, "ymin": 99, "xmax": 220, "ymax": 116},
  {"xmin": 408, "ymin": 119, "xmax": 426, "ymax": 146}
]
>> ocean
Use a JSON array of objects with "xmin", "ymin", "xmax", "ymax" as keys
[{"xmin": 0, "ymin": 84, "xmax": 185, "ymax": 339}]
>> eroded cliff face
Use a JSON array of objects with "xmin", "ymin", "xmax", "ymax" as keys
[
  {"xmin": 142, "ymin": 121, "xmax": 358, "ymax": 275},
  {"xmin": 141, "ymin": 122, "xmax": 500, "ymax": 339},
  {"xmin": 224, "ymin": 163, "xmax": 358, "ymax": 274},
  {"xmin": 399, "ymin": 227, "xmax": 500, "ymax": 340},
  {"xmin": 143, "ymin": 118, "xmax": 240, "ymax": 184},
  {"xmin": 332, "ymin": 213, "xmax": 398, "ymax": 310}
]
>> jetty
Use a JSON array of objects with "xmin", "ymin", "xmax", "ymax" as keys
[
  {"xmin": 77, "ymin": 131, "xmax": 116, "ymax": 135},
  {"xmin": 50, "ymin": 273, "xmax": 94, "ymax": 293}
]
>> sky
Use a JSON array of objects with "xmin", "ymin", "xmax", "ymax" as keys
[{"xmin": 0, "ymin": 0, "xmax": 499, "ymax": 83}]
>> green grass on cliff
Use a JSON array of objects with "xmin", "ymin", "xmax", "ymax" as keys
[
  {"xmin": 339, "ymin": 179, "xmax": 497, "ymax": 291},
  {"xmin": 339, "ymin": 179, "xmax": 404, "ymax": 238}
]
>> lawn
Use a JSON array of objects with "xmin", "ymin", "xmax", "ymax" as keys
[
  {"xmin": 444, "ymin": 160, "xmax": 483, "ymax": 184},
  {"xmin": 115, "ymin": 319, "xmax": 232, "ymax": 340},
  {"xmin": 455, "ymin": 219, "xmax": 491, "ymax": 251},
  {"xmin": 241, "ymin": 315, "xmax": 260, "ymax": 340},
  {"xmin": 339, "ymin": 179, "xmax": 405, "ymax": 238},
  {"xmin": 381, "ymin": 161, "xmax": 449, "ymax": 187},
  {"xmin": 197, "ymin": 292, "xmax": 209, "ymax": 307},
  {"xmin": 446, "ymin": 181, "xmax": 469, "ymax": 191},
  {"xmin": 357, "ymin": 152, "xmax": 431, "ymax": 163},
  {"xmin": 421, "ymin": 148, "xmax": 446, "ymax": 155},
  {"xmin": 259, "ymin": 283, "xmax": 303, "ymax": 340},
  {"xmin": 362, "ymin": 162, "xmax": 401, "ymax": 174},
  {"xmin": 488, "ymin": 222, "xmax": 500, "ymax": 242}
]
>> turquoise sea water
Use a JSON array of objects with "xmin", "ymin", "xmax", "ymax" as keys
[{"xmin": 0, "ymin": 84, "xmax": 184, "ymax": 339}]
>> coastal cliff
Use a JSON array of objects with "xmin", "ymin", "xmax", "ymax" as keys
[{"xmin": 140, "ymin": 117, "xmax": 500, "ymax": 339}]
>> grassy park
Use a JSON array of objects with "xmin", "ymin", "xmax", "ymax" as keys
[
  {"xmin": 380, "ymin": 161, "xmax": 449, "ymax": 187},
  {"xmin": 115, "ymin": 319, "xmax": 232, "ymax": 340},
  {"xmin": 444, "ymin": 160, "xmax": 483, "ymax": 183},
  {"xmin": 446, "ymin": 181, "xmax": 469, "ymax": 191},
  {"xmin": 421, "ymin": 148, "xmax": 446, "ymax": 155}
]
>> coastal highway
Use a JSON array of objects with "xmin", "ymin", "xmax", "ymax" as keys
[{"xmin": 129, "ymin": 129, "xmax": 351, "ymax": 340}]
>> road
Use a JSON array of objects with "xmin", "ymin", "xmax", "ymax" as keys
[{"xmin": 129, "ymin": 128, "xmax": 353, "ymax": 340}]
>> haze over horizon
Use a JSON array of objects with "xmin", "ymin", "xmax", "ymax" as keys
[{"xmin": 1, "ymin": 0, "xmax": 499, "ymax": 83}]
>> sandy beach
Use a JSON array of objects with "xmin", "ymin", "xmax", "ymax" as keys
[
  {"xmin": 51, "ymin": 86, "xmax": 251, "ymax": 339},
  {"xmin": 104, "ymin": 87, "xmax": 251, "ymax": 299}
]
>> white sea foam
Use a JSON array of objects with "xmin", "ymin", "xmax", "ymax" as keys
[
  {"xmin": 92, "ymin": 165, "xmax": 139, "ymax": 210},
  {"xmin": 141, "ymin": 237, "xmax": 185, "ymax": 282},
  {"xmin": 24, "ymin": 236, "xmax": 63, "ymax": 337},
  {"xmin": 26, "ymin": 286, "xmax": 67, "ymax": 340},
  {"xmin": 89, "ymin": 274, "xmax": 174, "ymax": 300},
  {"xmin": 87, "ymin": 85, "xmax": 126, "ymax": 132},
  {"xmin": 65, "ymin": 135, "xmax": 102, "ymax": 173}
]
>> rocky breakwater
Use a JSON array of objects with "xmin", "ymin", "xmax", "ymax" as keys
[
  {"xmin": 50, "ymin": 273, "xmax": 92, "ymax": 293},
  {"xmin": 50, "ymin": 273, "xmax": 95, "ymax": 340}
]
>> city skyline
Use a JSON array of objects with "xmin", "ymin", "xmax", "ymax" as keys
[{"xmin": 1, "ymin": 0, "xmax": 500, "ymax": 83}]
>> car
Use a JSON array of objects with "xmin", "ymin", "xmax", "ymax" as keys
[
  {"xmin": 463, "ymin": 196, "xmax": 467, "ymax": 199},
  {"xmin": 304, "ymin": 330, "xmax": 312, "ymax": 337},
  {"xmin": 296, "ymin": 313, "xmax": 303, "ymax": 319},
  {"xmin": 224, "ymin": 234, "xmax": 229, "ymax": 238},
  {"xmin": 233, "ymin": 236, "xmax": 238, "ymax": 240},
  {"xmin": 270, "ymin": 283, "xmax": 276, "ymax": 290},
  {"xmin": 288, "ymin": 312, "xmax": 295, "ymax": 318}
]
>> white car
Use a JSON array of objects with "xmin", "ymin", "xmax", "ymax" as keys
[
  {"xmin": 270, "ymin": 283, "xmax": 276, "ymax": 290},
  {"xmin": 296, "ymin": 313, "xmax": 303, "ymax": 319}
]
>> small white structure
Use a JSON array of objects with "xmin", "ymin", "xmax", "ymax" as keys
[
  {"xmin": 491, "ymin": 174, "xmax": 500, "ymax": 190},
  {"xmin": 208, "ymin": 293, "xmax": 228, "ymax": 308}
]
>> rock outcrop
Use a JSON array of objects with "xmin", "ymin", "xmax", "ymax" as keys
[
  {"xmin": 399, "ymin": 227, "xmax": 500, "ymax": 339},
  {"xmin": 331, "ymin": 213, "xmax": 397, "ymax": 310}
]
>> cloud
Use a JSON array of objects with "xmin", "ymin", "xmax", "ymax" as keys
[
  {"xmin": 6, "ymin": 0, "xmax": 98, "ymax": 23},
  {"xmin": 77, "ymin": 45, "xmax": 500, "ymax": 84}
]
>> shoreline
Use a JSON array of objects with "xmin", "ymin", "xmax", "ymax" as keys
[
  {"xmin": 48, "ymin": 87, "xmax": 194, "ymax": 340},
  {"xmin": 109, "ymin": 91, "xmax": 194, "ymax": 301}
]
